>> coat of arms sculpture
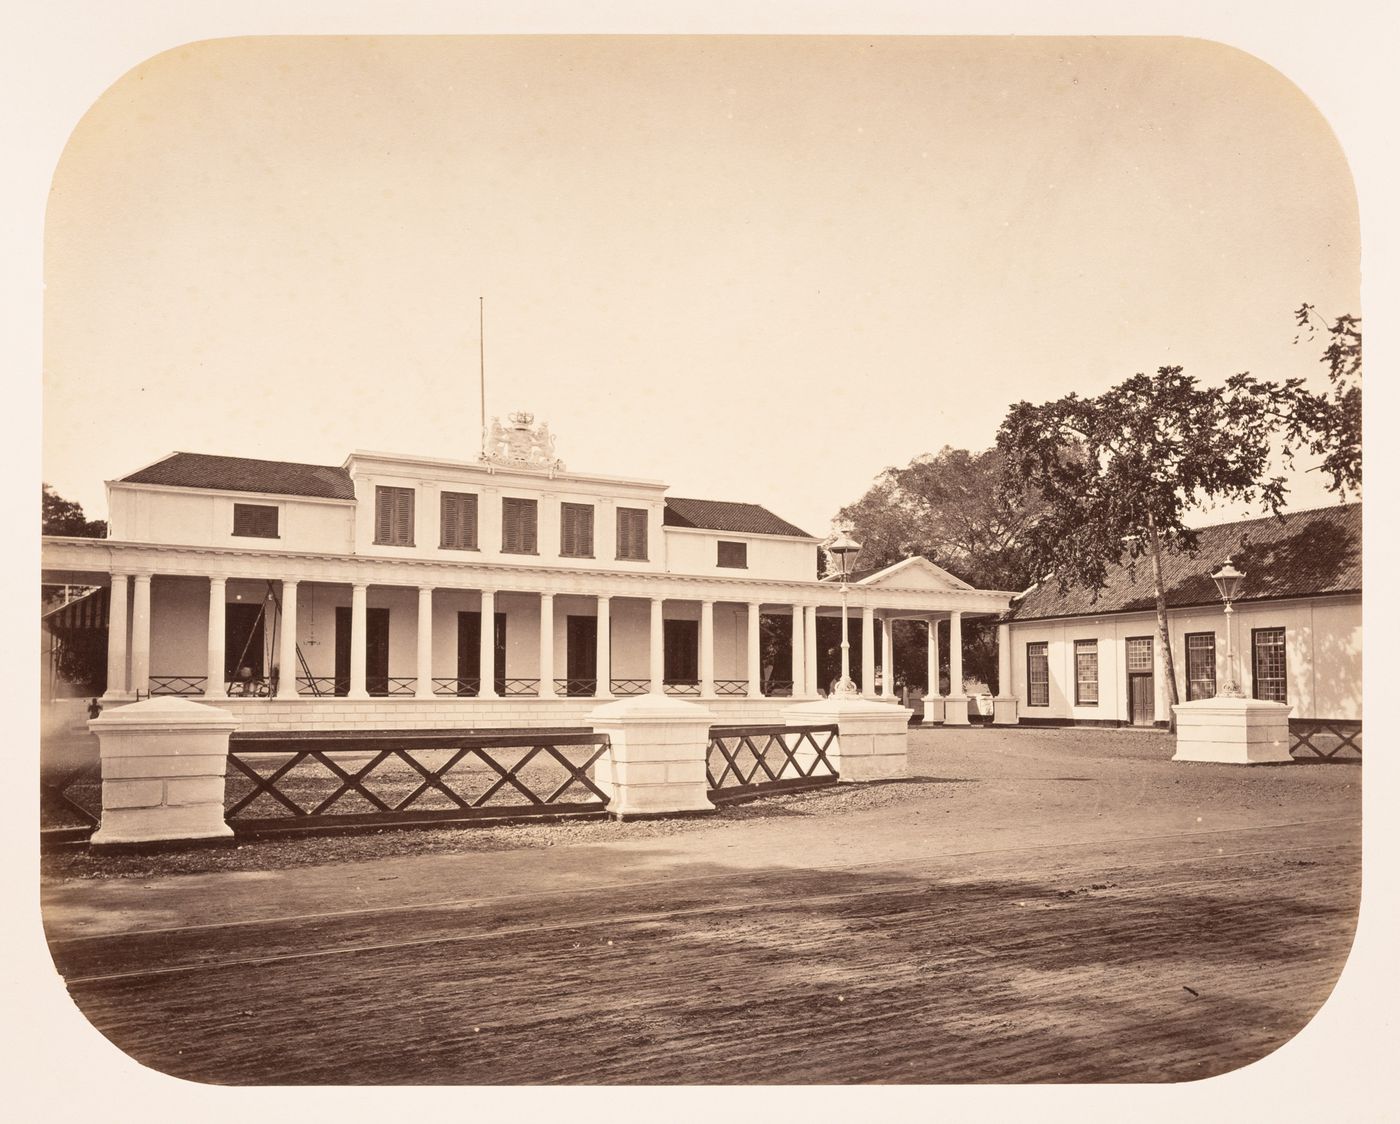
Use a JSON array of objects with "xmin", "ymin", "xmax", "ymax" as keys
[{"xmin": 482, "ymin": 410, "xmax": 565, "ymax": 474}]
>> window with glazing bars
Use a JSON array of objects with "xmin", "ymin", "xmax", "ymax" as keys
[
  {"xmin": 560, "ymin": 502, "xmax": 594, "ymax": 557},
  {"xmin": 440, "ymin": 491, "xmax": 478, "ymax": 550},
  {"xmin": 232, "ymin": 503, "xmax": 278, "ymax": 539},
  {"xmin": 1185, "ymin": 632, "xmax": 1216, "ymax": 700},
  {"xmin": 1074, "ymin": 639, "xmax": 1099, "ymax": 705},
  {"xmin": 1125, "ymin": 636, "xmax": 1153, "ymax": 673},
  {"xmin": 1252, "ymin": 627, "xmax": 1287, "ymax": 703},
  {"xmin": 717, "ymin": 541, "xmax": 747, "ymax": 568},
  {"xmin": 1026, "ymin": 642, "xmax": 1049, "ymax": 707},
  {"xmin": 502, "ymin": 497, "xmax": 538, "ymax": 554},
  {"xmin": 374, "ymin": 486, "xmax": 415, "ymax": 546},
  {"xmin": 616, "ymin": 506, "xmax": 648, "ymax": 561}
]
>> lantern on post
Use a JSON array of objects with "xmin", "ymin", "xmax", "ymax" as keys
[
  {"xmin": 1210, "ymin": 557, "xmax": 1247, "ymax": 698},
  {"xmin": 826, "ymin": 525, "xmax": 863, "ymax": 698}
]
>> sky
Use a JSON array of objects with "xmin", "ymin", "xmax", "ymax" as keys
[{"xmin": 43, "ymin": 35, "xmax": 1359, "ymax": 538}]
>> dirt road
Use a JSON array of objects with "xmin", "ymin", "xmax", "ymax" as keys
[{"xmin": 41, "ymin": 728, "xmax": 1362, "ymax": 1084}]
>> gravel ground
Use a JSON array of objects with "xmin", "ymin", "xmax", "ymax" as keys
[{"xmin": 40, "ymin": 725, "xmax": 1359, "ymax": 883}]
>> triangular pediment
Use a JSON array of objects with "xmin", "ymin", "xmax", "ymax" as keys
[{"xmin": 855, "ymin": 556, "xmax": 974, "ymax": 592}]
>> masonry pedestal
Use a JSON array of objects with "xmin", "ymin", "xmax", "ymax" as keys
[
  {"xmin": 1171, "ymin": 697, "xmax": 1293, "ymax": 764},
  {"xmin": 782, "ymin": 698, "xmax": 912, "ymax": 782},
  {"xmin": 923, "ymin": 696, "xmax": 945, "ymax": 724},
  {"xmin": 992, "ymin": 696, "xmax": 1019, "ymax": 725},
  {"xmin": 587, "ymin": 694, "xmax": 717, "ymax": 820},
  {"xmin": 88, "ymin": 696, "xmax": 239, "ymax": 847},
  {"xmin": 942, "ymin": 695, "xmax": 971, "ymax": 726}
]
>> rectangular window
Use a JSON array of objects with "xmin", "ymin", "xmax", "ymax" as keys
[
  {"xmin": 440, "ymin": 491, "xmax": 478, "ymax": 550},
  {"xmin": 560, "ymin": 502, "xmax": 595, "ymax": 557},
  {"xmin": 1026, "ymin": 642, "xmax": 1049, "ymax": 707},
  {"xmin": 717, "ymin": 541, "xmax": 747, "ymax": 568},
  {"xmin": 1252, "ymin": 627, "xmax": 1287, "ymax": 703},
  {"xmin": 232, "ymin": 503, "xmax": 278, "ymax": 539},
  {"xmin": 1186, "ymin": 632, "xmax": 1217, "ymax": 701},
  {"xmin": 1074, "ymin": 639, "xmax": 1099, "ymax": 706},
  {"xmin": 1125, "ymin": 636, "xmax": 1153, "ymax": 673},
  {"xmin": 374, "ymin": 486, "xmax": 415, "ymax": 546},
  {"xmin": 502, "ymin": 497, "xmax": 538, "ymax": 554},
  {"xmin": 616, "ymin": 506, "xmax": 648, "ymax": 561}
]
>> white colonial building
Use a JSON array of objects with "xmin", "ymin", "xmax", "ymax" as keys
[
  {"xmin": 1001, "ymin": 504, "xmax": 1361, "ymax": 729},
  {"xmin": 41, "ymin": 413, "xmax": 1018, "ymax": 733}
]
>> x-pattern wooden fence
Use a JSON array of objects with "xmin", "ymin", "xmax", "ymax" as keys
[
  {"xmin": 1289, "ymin": 719, "xmax": 1362, "ymax": 760},
  {"xmin": 706, "ymin": 723, "xmax": 839, "ymax": 803},
  {"xmin": 224, "ymin": 730, "xmax": 611, "ymax": 836}
]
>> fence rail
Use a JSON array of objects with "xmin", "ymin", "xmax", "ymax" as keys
[
  {"xmin": 706, "ymin": 723, "xmax": 839, "ymax": 803},
  {"xmin": 40, "ymin": 759, "xmax": 103, "ymax": 843},
  {"xmin": 148, "ymin": 675, "xmax": 207, "ymax": 697},
  {"xmin": 611, "ymin": 678, "xmax": 649, "ymax": 697},
  {"xmin": 1289, "ymin": 718, "xmax": 1362, "ymax": 760},
  {"xmin": 554, "ymin": 678, "xmax": 598, "ymax": 697},
  {"xmin": 714, "ymin": 679, "xmax": 748, "ymax": 696},
  {"xmin": 224, "ymin": 729, "xmax": 611, "ymax": 837}
]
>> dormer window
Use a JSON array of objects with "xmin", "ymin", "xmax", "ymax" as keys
[
  {"xmin": 232, "ymin": 503, "xmax": 278, "ymax": 539},
  {"xmin": 717, "ymin": 541, "xmax": 747, "ymax": 568}
]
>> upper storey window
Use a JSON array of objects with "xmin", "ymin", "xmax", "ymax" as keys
[
  {"xmin": 232, "ymin": 503, "xmax": 278, "ymax": 539},
  {"xmin": 374, "ymin": 486, "xmax": 415, "ymax": 547},
  {"xmin": 440, "ymin": 491, "xmax": 478, "ymax": 550},
  {"xmin": 560, "ymin": 502, "xmax": 594, "ymax": 558},
  {"xmin": 717, "ymin": 540, "xmax": 747, "ymax": 568},
  {"xmin": 616, "ymin": 507, "xmax": 648, "ymax": 561},
  {"xmin": 502, "ymin": 497, "xmax": 538, "ymax": 554}
]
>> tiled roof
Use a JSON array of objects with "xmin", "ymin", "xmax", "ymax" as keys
[
  {"xmin": 1006, "ymin": 504, "xmax": 1361, "ymax": 622},
  {"xmin": 663, "ymin": 496, "xmax": 813, "ymax": 539},
  {"xmin": 121, "ymin": 452, "xmax": 356, "ymax": 501}
]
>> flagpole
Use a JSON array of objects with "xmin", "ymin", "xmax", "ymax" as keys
[{"xmin": 478, "ymin": 296, "xmax": 486, "ymax": 458}]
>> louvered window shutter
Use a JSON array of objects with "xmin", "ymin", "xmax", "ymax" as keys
[
  {"xmin": 376, "ymin": 487, "xmax": 414, "ymax": 546},
  {"xmin": 617, "ymin": 507, "xmax": 648, "ymax": 560},
  {"xmin": 503, "ymin": 498, "xmax": 537, "ymax": 554},
  {"xmin": 561, "ymin": 503, "xmax": 593, "ymax": 557},
  {"xmin": 375, "ymin": 489, "xmax": 394, "ymax": 543},
  {"xmin": 441, "ymin": 491, "xmax": 477, "ymax": 549}
]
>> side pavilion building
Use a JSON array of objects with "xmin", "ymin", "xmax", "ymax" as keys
[{"xmin": 41, "ymin": 414, "xmax": 1018, "ymax": 733}]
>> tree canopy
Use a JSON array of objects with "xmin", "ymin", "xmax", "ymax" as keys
[
  {"xmin": 43, "ymin": 485, "xmax": 107, "ymax": 538},
  {"xmin": 1293, "ymin": 304, "xmax": 1361, "ymax": 496}
]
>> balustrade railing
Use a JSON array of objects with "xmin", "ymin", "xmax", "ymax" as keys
[
  {"xmin": 432, "ymin": 677, "xmax": 481, "ymax": 697},
  {"xmin": 147, "ymin": 675, "xmax": 207, "ymax": 697},
  {"xmin": 554, "ymin": 678, "xmax": 599, "ymax": 697},
  {"xmin": 610, "ymin": 678, "xmax": 649, "ymax": 697},
  {"xmin": 714, "ymin": 679, "xmax": 748, "ymax": 696}
]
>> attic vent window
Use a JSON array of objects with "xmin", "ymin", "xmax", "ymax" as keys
[{"xmin": 232, "ymin": 503, "xmax": 279, "ymax": 539}]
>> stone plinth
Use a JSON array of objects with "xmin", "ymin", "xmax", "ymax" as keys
[
  {"xmin": 923, "ymin": 696, "xmax": 945, "ymax": 724},
  {"xmin": 992, "ymin": 696, "xmax": 1019, "ymax": 725},
  {"xmin": 1172, "ymin": 697, "xmax": 1293, "ymax": 765},
  {"xmin": 943, "ymin": 695, "xmax": 971, "ymax": 726},
  {"xmin": 587, "ymin": 694, "xmax": 717, "ymax": 820},
  {"xmin": 88, "ymin": 697, "xmax": 238, "ymax": 847},
  {"xmin": 781, "ymin": 697, "xmax": 912, "ymax": 782}
]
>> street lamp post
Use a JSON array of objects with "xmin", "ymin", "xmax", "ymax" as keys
[
  {"xmin": 827, "ymin": 526, "xmax": 862, "ymax": 698},
  {"xmin": 1210, "ymin": 557, "xmax": 1247, "ymax": 698}
]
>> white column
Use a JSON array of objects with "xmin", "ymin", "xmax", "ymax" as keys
[
  {"xmin": 103, "ymin": 573, "xmax": 129, "ymax": 700},
  {"xmin": 649, "ymin": 597, "xmax": 665, "ymax": 695},
  {"xmin": 415, "ymin": 586, "xmax": 434, "ymax": 699},
  {"xmin": 881, "ymin": 615, "xmax": 895, "ymax": 698},
  {"xmin": 595, "ymin": 595, "xmax": 612, "ymax": 698},
  {"xmin": 949, "ymin": 611, "xmax": 965, "ymax": 696},
  {"xmin": 747, "ymin": 601, "xmax": 763, "ymax": 698},
  {"xmin": 478, "ymin": 589, "xmax": 497, "ymax": 698},
  {"xmin": 277, "ymin": 580, "xmax": 299, "ymax": 698},
  {"xmin": 927, "ymin": 618, "xmax": 941, "ymax": 698},
  {"xmin": 130, "ymin": 573, "xmax": 152, "ymax": 698},
  {"xmin": 699, "ymin": 599, "xmax": 716, "ymax": 698},
  {"xmin": 861, "ymin": 606, "xmax": 876, "ymax": 697},
  {"xmin": 804, "ymin": 605, "xmax": 819, "ymax": 697},
  {"xmin": 203, "ymin": 576, "xmax": 225, "ymax": 699},
  {"xmin": 996, "ymin": 622, "xmax": 1012, "ymax": 699},
  {"xmin": 789, "ymin": 606, "xmax": 804, "ymax": 698},
  {"xmin": 539, "ymin": 592, "xmax": 556, "ymax": 697},
  {"xmin": 348, "ymin": 583, "xmax": 369, "ymax": 699}
]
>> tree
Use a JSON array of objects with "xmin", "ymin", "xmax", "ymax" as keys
[
  {"xmin": 1293, "ymin": 304, "xmax": 1361, "ymax": 496},
  {"xmin": 996, "ymin": 367, "xmax": 1315, "ymax": 725},
  {"xmin": 833, "ymin": 446, "xmax": 1043, "ymax": 693},
  {"xmin": 42, "ymin": 484, "xmax": 107, "ymax": 538}
]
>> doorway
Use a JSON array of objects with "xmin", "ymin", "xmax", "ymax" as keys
[
  {"xmin": 1125, "ymin": 636, "xmax": 1154, "ymax": 726},
  {"xmin": 335, "ymin": 607, "xmax": 390, "ymax": 696},
  {"xmin": 225, "ymin": 602, "xmax": 266, "ymax": 687},
  {"xmin": 566, "ymin": 615, "xmax": 598, "ymax": 695},
  {"xmin": 456, "ymin": 611, "xmax": 507, "ymax": 695}
]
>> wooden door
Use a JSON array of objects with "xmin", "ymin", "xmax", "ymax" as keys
[
  {"xmin": 566, "ymin": 615, "xmax": 598, "ymax": 696},
  {"xmin": 225, "ymin": 603, "xmax": 265, "ymax": 686},
  {"xmin": 335, "ymin": 607, "xmax": 390, "ymax": 696},
  {"xmin": 456, "ymin": 611, "xmax": 507, "ymax": 695},
  {"xmin": 664, "ymin": 618, "xmax": 699, "ymax": 687},
  {"xmin": 1128, "ymin": 674, "xmax": 1155, "ymax": 726}
]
